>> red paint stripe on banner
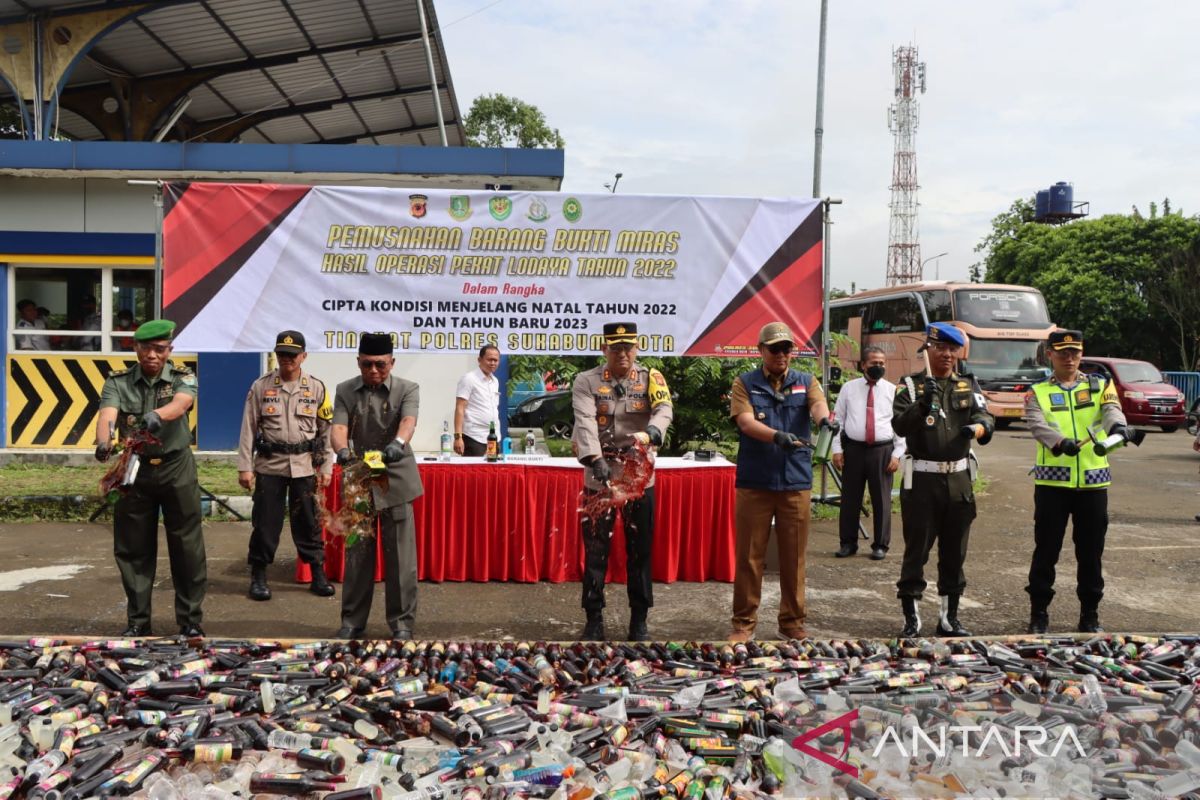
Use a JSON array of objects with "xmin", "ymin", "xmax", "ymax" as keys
[
  {"xmin": 685, "ymin": 243, "xmax": 823, "ymax": 356},
  {"xmin": 163, "ymin": 183, "xmax": 310, "ymax": 307}
]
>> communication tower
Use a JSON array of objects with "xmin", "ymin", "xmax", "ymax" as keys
[{"xmin": 886, "ymin": 45, "xmax": 927, "ymax": 286}]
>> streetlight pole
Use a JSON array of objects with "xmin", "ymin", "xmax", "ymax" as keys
[
  {"xmin": 605, "ymin": 173, "xmax": 623, "ymax": 193},
  {"xmin": 922, "ymin": 251, "xmax": 948, "ymax": 280}
]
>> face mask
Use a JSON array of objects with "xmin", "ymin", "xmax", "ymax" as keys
[{"xmin": 865, "ymin": 365, "xmax": 886, "ymax": 381}]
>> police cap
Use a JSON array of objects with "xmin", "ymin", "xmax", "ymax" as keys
[
  {"xmin": 274, "ymin": 330, "xmax": 306, "ymax": 353},
  {"xmin": 1047, "ymin": 329, "xmax": 1084, "ymax": 351},
  {"xmin": 603, "ymin": 322, "xmax": 638, "ymax": 345},
  {"xmin": 134, "ymin": 319, "xmax": 176, "ymax": 342}
]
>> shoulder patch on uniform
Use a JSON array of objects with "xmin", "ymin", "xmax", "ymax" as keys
[
  {"xmin": 179, "ymin": 373, "xmax": 197, "ymax": 387},
  {"xmin": 318, "ymin": 393, "xmax": 334, "ymax": 421},
  {"xmin": 107, "ymin": 367, "xmax": 130, "ymax": 378},
  {"xmin": 648, "ymin": 368, "xmax": 671, "ymax": 407}
]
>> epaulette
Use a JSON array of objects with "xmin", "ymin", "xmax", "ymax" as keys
[
  {"xmin": 107, "ymin": 367, "xmax": 131, "ymax": 378},
  {"xmin": 173, "ymin": 363, "xmax": 194, "ymax": 375}
]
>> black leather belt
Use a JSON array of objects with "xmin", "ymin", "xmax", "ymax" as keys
[
  {"xmin": 256, "ymin": 439, "xmax": 318, "ymax": 455},
  {"xmin": 143, "ymin": 449, "xmax": 185, "ymax": 466}
]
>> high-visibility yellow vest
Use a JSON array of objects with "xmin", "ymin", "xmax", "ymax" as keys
[{"xmin": 1031, "ymin": 375, "xmax": 1114, "ymax": 489}]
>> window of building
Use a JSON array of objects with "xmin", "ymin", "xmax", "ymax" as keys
[{"xmin": 8, "ymin": 264, "xmax": 154, "ymax": 352}]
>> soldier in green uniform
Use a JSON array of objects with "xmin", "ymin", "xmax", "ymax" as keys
[
  {"xmin": 94, "ymin": 320, "xmax": 206, "ymax": 637},
  {"xmin": 893, "ymin": 322, "xmax": 994, "ymax": 638}
]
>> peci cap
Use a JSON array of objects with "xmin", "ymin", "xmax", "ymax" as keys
[
  {"xmin": 274, "ymin": 330, "xmax": 306, "ymax": 353},
  {"xmin": 358, "ymin": 332, "xmax": 394, "ymax": 356},
  {"xmin": 1047, "ymin": 329, "xmax": 1084, "ymax": 351},
  {"xmin": 603, "ymin": 322, "xmax": 638, "ymax": 345},
  {"xmin": 134, "ymin": 319, "xmax": 176, "ymax": 342},
  {"xmin": 758, "ymin": 321, "xmax": 795, "ymax": 346},
  {"xmin": 926, "ymin": 322, "xmax": 966, "ymax": 348}
]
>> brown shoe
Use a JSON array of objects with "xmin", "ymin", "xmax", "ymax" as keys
[
  {"xmin": 779, "ymin": 627, "xmax": 808, "ymax": 640},
  {"xmin": 727, "ymin": 629, "xmax": 753, "ymax": 642}
]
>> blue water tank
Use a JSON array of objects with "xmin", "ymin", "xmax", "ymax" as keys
[
  {"xmin": 1035, "ymin": 190, "xmax": 1050, "ymax": 219},
  {"xmin": 1049, "ymin": 181, "xmax": 1073, "ymax": 215}
]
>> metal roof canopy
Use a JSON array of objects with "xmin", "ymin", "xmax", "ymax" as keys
[{"xmin": 0, "ymin": 0, "xmax": 466, "ymax": 148}]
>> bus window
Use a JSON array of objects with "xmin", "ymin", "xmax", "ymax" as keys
[
  {"xmin": 953, "ymin": 289, "xmax": 1050, "ymax": 328},
  {"xmin": 919, "ymin": 290, "xmax": 952, "ymax": 323},
  {"xmin": 830, "ymin": 304, "xmax": 864, "ymax": 336},
  {"xmin": 866, "ymin": 295, "xmax": 922, "ymax": 333}
]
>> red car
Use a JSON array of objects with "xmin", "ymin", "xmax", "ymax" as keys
[{"xmin": 1078, "ymin": 356, "xmax": 1188, "ymax": 432}]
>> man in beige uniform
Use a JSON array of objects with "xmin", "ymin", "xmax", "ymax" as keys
[
  {"xmin": 237, "ymin": 331, "xmax": 335, "ymax": 601},
  {"xmin": 572, "ymin": 322, "xmax": 673, "ymax": 641}
]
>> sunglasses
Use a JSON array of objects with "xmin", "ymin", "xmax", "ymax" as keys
[
  {"xmin": 358, "ymin": 359, "xmax": 390, "ymax": 370},
  {"xmin": 765, "ymin": 343, "xmax": 793, "ymax": 355}
]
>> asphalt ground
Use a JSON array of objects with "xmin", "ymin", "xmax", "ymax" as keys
[{"xmin": 0, "ymin": 425, "xmax": 1197, "ymax": 641}]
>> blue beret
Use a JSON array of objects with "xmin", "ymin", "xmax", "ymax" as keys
[{"xmin": 926, "ymin": 322, "xmax": 966, "ymax": 347}]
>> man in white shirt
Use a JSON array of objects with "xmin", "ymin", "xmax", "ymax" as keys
[
  {"xmin": 454, "ymin": 345, "xmax": 502, "ymax": 456},
  {"xmin": 831, "ymin": 346, "xmax": 906, "ymax": 560},
  {"xmin": 14, "ymin": 299, "xmax": 51, "ymax": 350}
]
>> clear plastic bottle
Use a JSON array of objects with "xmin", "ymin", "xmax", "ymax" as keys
[
  {"xmin": 524, "ymin": 430, "xmax": 536, "ymax": 455},
  {"xmin": 266, "ymin": 728, "xmax": 314, "ymax": 752},
  {"xmin": 440, "ymin": 421, "xmax": 453, "ymax": 460}
]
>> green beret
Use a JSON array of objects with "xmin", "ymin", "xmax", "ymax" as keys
[{"xmin": 134, "ymin": 319, "xmax": 177, "ymax": 342}]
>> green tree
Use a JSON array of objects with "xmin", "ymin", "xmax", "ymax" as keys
[
  {"xmin": 463, "ymin": 94, "xmax": 564, "ymax": 149},
  {"xmin": 1145, "ymin": 233, "xmax": 1200, "ymax": 371},
  {"xmin": 978, "ymin": 200, "xmax": 1200, "ymax": 368}
]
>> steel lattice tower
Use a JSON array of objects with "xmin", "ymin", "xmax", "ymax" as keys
[{"xmin": 886, "ymin": 45, "xmax": 927, "ymax": 286}]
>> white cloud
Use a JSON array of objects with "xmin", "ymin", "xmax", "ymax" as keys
[{"xmin": 438, "ymin": 0, "xmax": 1200, "ymax": 289}]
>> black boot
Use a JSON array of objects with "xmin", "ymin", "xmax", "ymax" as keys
[
  {"xmin": 248, "ymin": 565, "xmax": 271, "ymax": 601},
  {"xmin": 900, "ymin": 597, "xmax": 921, "ymax": 638},
  {"xmin": 1078, "ymin": 608, "xmax": 1103, "ymax": 633},
  {"xmin": 628, "ymin": 609, "xmax": 649, "ymax": 641},
  {"xmin": 309, "ymin": 566, "xmax": 335, "ymax": 597},
  {"xmin": 935, "ymin": 595, "xmax": 971, "ymax": 637},
  {"xmin": 1028, "ymin": 608, "xmax": 1049, "ymax": 635},
  {"xmin": 580, "ymin": 610, "xmax": 605, "ymax": 641}
]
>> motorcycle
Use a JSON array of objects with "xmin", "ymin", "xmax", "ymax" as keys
[{"xmin": 1188, "ymin": 396, "xmax": 1200, "ymax": 437}]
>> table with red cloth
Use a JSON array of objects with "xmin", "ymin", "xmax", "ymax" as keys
[{"xmin": 295, "ymin": 457, "xmax": 736, "ymax": 585}]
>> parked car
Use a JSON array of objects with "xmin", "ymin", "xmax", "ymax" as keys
[
  {"xmin": 508, "ymin": 390, "xmax": 574, "ymax": 439},
  {"xmin": 1079, "ymin": 356, "xmax": 1188, "ymax": 432}
]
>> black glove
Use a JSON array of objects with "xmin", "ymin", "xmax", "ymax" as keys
[
  {"xmin": 336, "ymin": 448, "xmax": 352, "ymax": 466},
  {"xmin": 646, "ymin": 425, "xmax": 664, "ymax": 447},
  {"xmin": 959, "ymin": 424, "xmax": 977, "ymax": 440},
  {"xmin": 382, "ymin": 440, "xmax": 406, "ymax": 464},
  {"xmin": 773, "ymin": 430, "xmax": 800, "ymax": 449},
  {"xmin": 589, "ymin": 457, "xmax": 612, "ymax": 484},
  {"xmin": 1059, "ymin": 438, "xmax": 1082, "ymax": 457},
  {"xmin": 142, "ymin": 410, "xmax": 163, "ymax": 434},
  {"xmin": 94, "ymin": 443, "xmax": 113, "ymax": 463},
  {"xmin": 819, "ymin": 417, "xmax": 840, "ymax": 435},
  {"xmin": 921, "ymin": 378, "xmax": 939, "ymax": 408}
]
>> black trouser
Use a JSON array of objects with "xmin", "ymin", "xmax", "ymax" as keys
[
  {"xmin": 897, "ymin": 472, "xmax": 976, "ymax": 599},
  {"xmin": 581, "ymin": 487, "xmax": 655, "ymax": 612},
  {"xmin": 113, "ymin": 450, "xmax": 206, "ymax": 629},
  {"xmin": 1026, "ymin": 485, "xmax": 1108, "ymax": 611},
  {"xmin": 462, "ymin": 435, "xmax": 487, "ymax": 457},
  {"xmin": 247, "ymin": 473, "xmax": 325, "ymax": 568},
  {"xmin": 341, "ymin": 504, "xmax": 418, "ymax": 631},
  {"xmin": 838, "ymin": 439, "xmax": 893, "ymax": 550}
]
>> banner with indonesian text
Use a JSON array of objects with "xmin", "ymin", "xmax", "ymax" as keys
[{"xmin": 162, "ymin": 183, "xmax": 822, "ymax": 356}]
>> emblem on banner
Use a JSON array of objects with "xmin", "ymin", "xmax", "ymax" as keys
[
  {"xmin": 489, "ymin": 196, "xmax": 512, "ymax": 221},
  {"xmin": 409, "ymin": 194, "xmax": 428, "ymax": 218},
  {"xmin": 448, "ymin": 195, "xmax": 473, "ymax": 221},
  {"xmin": 562, "ymin": 197, "xmax": 582, "ymax": 223},
  {"xmin": 526, "ymin": 197, "xmax": 549, "ymax": 222}
]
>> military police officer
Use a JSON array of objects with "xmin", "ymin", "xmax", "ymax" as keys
[
  {"xmin": 572, "ymin": 322, "xmax": 673, "ymax": 641},
  {"xmin": 237, "ymin": 330, "xmax": 335, "ymax": 602},
  {"xmin": 94, "ymin": 319, "xmax": 206, "ymax": 637},
  {"xmin": 893, "ymin": 322, "xmax": 994, "ymax": 638},
  {"xmin": 330, "ymin": 332, "xmax": 424, "ymax": 639},
  {"xmin": 1024, "ymin": 329, "xmax": 1134, "ymax": 634}
]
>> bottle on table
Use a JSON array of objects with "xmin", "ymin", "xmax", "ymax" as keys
[
  {"xmin": 486, "ymin": 422, "xmax": 499, "ymax": 463},
  {"xmin": 524, "ymin": 430, "xmax": 537, "ymax": 455},
  {"xmin": 440, "ymin": 421, "xmax": 453, "ymax": 461}
]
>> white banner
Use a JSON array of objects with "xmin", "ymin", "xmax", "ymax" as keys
[{"xmin": 163, "ymin": 183, "xmax": 823, "ymax": 356}]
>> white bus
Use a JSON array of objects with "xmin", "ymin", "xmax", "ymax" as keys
[{"xmin": 829, "ymin": 282, "xmax": 1055, "ymax": 424}]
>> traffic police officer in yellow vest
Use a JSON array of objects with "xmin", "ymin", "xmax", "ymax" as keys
[
  {"xmin": 94, "ymin": 319, "xmax": 206, "ymax": 637},
  {"xmin": 1024, "ymin": 329, "xmax": 1138, "ymax": 634},
  {"xmin": 237, "ymin": 330, "xmax": 335, "ymax": 602},
  {"xmin": 572, "ymin": 322, "xmax": 673, "ymax": 641}
]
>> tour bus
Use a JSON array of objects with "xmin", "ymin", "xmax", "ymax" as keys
[{"xmin": 829, "ymin": 282, "xmax": 1055, "ymax": 424}]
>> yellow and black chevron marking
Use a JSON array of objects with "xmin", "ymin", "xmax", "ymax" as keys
[{"xmin": 6, "ymin": 355, "xmax": 199, "ymax": 448}]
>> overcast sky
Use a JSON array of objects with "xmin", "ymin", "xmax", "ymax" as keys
[{"xmin": 437, "ymin": 0, "xmax": 1200, "ymax": 292}]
